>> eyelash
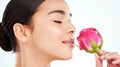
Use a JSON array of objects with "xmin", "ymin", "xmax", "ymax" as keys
[{"xmin": 53, "ymin": 20, "xmax": 62, "ymax": 24}]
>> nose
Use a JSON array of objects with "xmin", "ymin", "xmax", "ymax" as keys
[{"xmin": 68, "ymin": 23, "xmax": 76, "ymax": 35}]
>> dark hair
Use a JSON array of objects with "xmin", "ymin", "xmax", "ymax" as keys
[{"xmin": 0, "ymin": 0, "xmax": 44, "ymax": 52}]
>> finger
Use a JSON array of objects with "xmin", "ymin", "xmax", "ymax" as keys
[
  {"xmin": 112, "ymin": 59, "xmax": 120, "ymax": 65},
  {"xmin": 98, "ymin": 50, "xmax": 107, "ymax": 60},
  {"xmin": 99, "ymin": 51, "xmax": 119, "ymax": 60},
  {"xmin": 95, "ymin": 53, "xmax": 103, "ymax": 67},
  {"xmin": 104, "ymin": 52, "xmax": 120, "ymax": 60},
  {"xmin": 98, "ymin": 50, "xmax": 107, "ymax": 55},
  {"xmin": 102, "ymin": 52, "xmax": 120, "ymax": 66}
]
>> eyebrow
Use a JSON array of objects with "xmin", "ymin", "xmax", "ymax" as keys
[{"xmin": 48, "ymin": 10, "xmax": 72, "ymax": 17}]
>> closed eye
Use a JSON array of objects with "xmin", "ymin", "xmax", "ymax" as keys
[{"xmin": 54, "ymin": 20, "xmax": 62, "ymax": 24}]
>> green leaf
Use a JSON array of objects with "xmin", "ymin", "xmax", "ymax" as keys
[
  {"xmin": 94, "ymin": 47, "xmax": 99, "ymax": 52},
  {"xmin": 90, "ymin": 39, "xmax": 97, "ymax": 49},
  {"xmin": 98, "ymin": 41, "xmax": 103, "ymax": 49}
]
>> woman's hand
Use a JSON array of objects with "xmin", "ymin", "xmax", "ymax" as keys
[{"xmin": 96, "ymin": 50, "xmax": 120, "ymax": 67}]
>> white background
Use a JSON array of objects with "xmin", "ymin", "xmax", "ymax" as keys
[{"xmin": 0, "ymin": 0, "xmax": 120, "ymax": 67}]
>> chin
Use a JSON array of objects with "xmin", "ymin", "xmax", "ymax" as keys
[
  {"xmin": 52, "ymin": 46, "xmax": 73, "ymax": 60},
  {"xmin": 63, "ymin": 54, "xmax": 73, "ymax": 60},
  {"xmin": 60, "ymin": 49, "xmax": 73, "ymax": 60},
  {"xmin": 57, "ymin": 52, "xmax": 73, "ymax": 60}
]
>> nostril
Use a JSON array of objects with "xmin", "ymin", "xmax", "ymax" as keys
[
  {"xmin": 69, "ymin": 30, "xmax": 75, "ymax": 35},
  {"xmin": 67, "ymin": 23, "xmax": 76, "ymax": 35},
  {"xmin": 68, "ymin": 27, "xmax": 76, "ymax": 35},
  {"xmin": 70, "ymin": 30, "xmax": 74, "ymax": 34}
]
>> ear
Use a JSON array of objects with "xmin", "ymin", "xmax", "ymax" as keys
[{"xmin": 13, "ymin": 23, "xmax": 30, "ymax": 44}]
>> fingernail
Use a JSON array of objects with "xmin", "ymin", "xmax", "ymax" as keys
[
  {"xmin": 106, "ymin": 54, "xmax": 111, "ymax": 59},
  {"xmin": 112, "ymin": 61, "xmax": 116, "ymax": 64},
  {"xmin": 100, "ymin": 56, "xmax": 104, "ymax": 59},
  {"xmin": 98, "ymin": 50, "xmax": 103, "ymax": 53}
]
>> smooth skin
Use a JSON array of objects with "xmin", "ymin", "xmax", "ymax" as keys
[
  {"xmin": 12, "ymin": 0, "xmax": 120, "ymax": 67},
  {"xmin": 96, "ymin": 50, "xmax": 120, "ymax": 67},
  {"xmin": 13, "ymin": 0, "xmax": 75, "ymax": 67}
]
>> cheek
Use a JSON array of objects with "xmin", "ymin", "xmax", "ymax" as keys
[
  {"xmin": 29, "ymin": 22, "xmax": 73, "ymax": 60},
  {"xmin": 49, "ymin": 26, "xmax": 63, "ymax": 38},
  {"xmin": 41, "ymin": 25, "xmax": 63, "ymax": 42},
  {"xmin": 30, "ymin": 23, "xmax": 64, "ymax": 53}
]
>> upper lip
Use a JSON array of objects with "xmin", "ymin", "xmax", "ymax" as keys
[{"xmin": 62, "ymin": 39, "xmax": 75, "ymax": 47}]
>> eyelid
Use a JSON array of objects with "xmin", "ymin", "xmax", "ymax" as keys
[
  {"xmin": 48, "ymin": 13, "xmax": 63, "ymax": 20},
  {"xmin": 53, "ymin": 20, "xmax": 62, "ymax": 23}
]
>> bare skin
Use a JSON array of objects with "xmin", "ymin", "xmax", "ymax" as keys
[
  {"xmin": 96, "ymin": 50, "xmax": 120, "ymax": 67},
  {"xmin": 14, "ymin": 0, "xmax": 75, "ymax": 67},
  {"xmin": 12, "ymin": 0, "xmax": 120, "ymax": 67}
]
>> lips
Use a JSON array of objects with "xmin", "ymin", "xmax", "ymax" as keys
[{"xmin": 62, "ymin": 39, "xmax": 75, "ymax": 47}]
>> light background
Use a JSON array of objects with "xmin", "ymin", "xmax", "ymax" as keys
[{"xmin": 0, "ymin": 0, "xmax": 120, "ymax": 67}]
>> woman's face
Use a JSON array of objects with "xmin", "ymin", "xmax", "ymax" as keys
[{"xmin": 28, "ymin": 0, "xmax": 76, "ymax": 60}]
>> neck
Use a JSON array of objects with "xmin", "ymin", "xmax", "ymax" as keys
[
  {"xmin": 15, "ymin": 50, "xmax": 52, "ymax": 67},
  {"xmin": 15, "ymin": 52, "xmax": 21, "ymax": 67}
]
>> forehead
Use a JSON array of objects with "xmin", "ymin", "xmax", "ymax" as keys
[{"xmin": 36, "ymin": 0, "xmax": 69, "ymax": 13}]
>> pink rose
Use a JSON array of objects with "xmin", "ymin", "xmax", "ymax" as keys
[{"xmin": 77, "ymin": 28, "xmax": 103, "ymax": 53}]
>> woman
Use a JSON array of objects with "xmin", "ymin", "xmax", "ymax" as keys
[{"xmin": 0, "ymin": 0, "xmax": 120, "ymax": 67}]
